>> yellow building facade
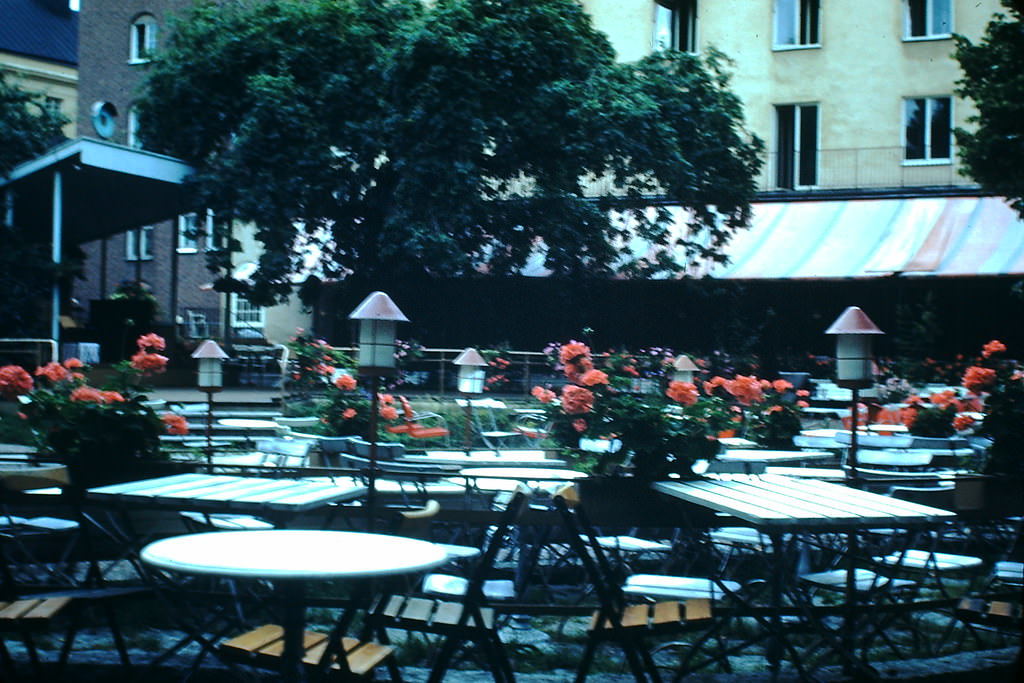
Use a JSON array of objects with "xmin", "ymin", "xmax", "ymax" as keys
[
  {"xmin": 1, "ymin": 52, "xmax": 77, "ymax": 138},
  {"xmin": 581, "ymin": 0, "xmax": 1000, "ymax": 194}
]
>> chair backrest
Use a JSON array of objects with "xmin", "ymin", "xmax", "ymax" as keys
[
  {"xmin": 887, "ymin": 485, "xmax": 954, "ymax": 508},
  {"xmin": 462, "ymin": 490, "xmax": 528, "ymax": 611},
  {"xmin": 553, "ymin": 494, "xmax": 626, "ymax": 616},
  {"xmin": 834, "ymin": 431, "xmax": 914, "ymax": 449},
  {"xmin": 253, "ymin": 438, "xmax": 314, "ymax": 467}
]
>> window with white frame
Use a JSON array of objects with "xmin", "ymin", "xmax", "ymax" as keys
[
  {"xmin": 177, "ymin": 213, "xmax": 200, "ymax": 253},
  {"xmin": 129, "ymin": 14, "xmax": 158, "ymax": 63},
  {"xmin": 127, "ymin": 106, "xmax": 142, "ymax": 149},
  {"xmin": 653, "ymin": 1, "xmax": 698, "ymax": 53},
  {"xmin": 903, "ymin": 96, "xmax": 951, "ymax": 162},
  {"xmin": 775, "ymin": 103, "xmax": 818, "ymax": 189},
  {"xmin": 905, "ymin": 0, "xmax": 951, "ymax": 39},
  {"xmin": 774, "ymin": 0, "xmax": 819, "ymax": 48},
  {"xmin": 125, "ymin": 226, "xmax": 153, "ymax": 261},
  {"xmin": 230, "ymin": 296, "xmax": 266, "ymax": 331}
]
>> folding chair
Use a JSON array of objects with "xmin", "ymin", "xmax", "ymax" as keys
[
  {"xmin": 0, "ymin": 472, "xmax": 144, "ymax": 680},
  {"xmin": 368, "ymin": 490, "xmax": 528, "ymax": 683},
  {"xmin": 455, "ymin": 398, "xmax": 520, "ymax": 451},
  {"xmin": 553, "ymin": 494, "xmax": 714, "ymax": 683}
]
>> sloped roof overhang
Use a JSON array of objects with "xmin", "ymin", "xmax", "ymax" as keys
[{"xmin": 2, "ymin": 136, "xmax": 193, "ymax": 244}]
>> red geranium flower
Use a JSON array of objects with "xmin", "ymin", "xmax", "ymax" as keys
[
  {"xmin": 0, "ymin": 365, "xmax": 34, "ymax": 399},
  {"xmin": 561, "ymin": 385, "xmax": 595, "ymax": 415}
]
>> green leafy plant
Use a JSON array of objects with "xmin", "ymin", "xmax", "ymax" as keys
[
  {"xmin": 962, "ymin": 340, "xmax": 1024, "ymax": 476},
  {"xmin": 0, "ymin": 334, "xmax": 187, "ymax": 486},
  {"xmin": 531, "ymin": 341, "xmax": 730, "ymax": 480}
]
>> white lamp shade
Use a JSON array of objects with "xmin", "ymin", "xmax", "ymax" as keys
[
  {"xmin": 356, "ymin": 318, "xmax": 397, "ymax": 369},
  {"xmin": 834, "ymin": 334, "xmax": 874, "ymax": 383},
  {"xmin": 458, "ymin": 366, "xmax": 486, "ymax": 394},
  {"xmin": 197, "ymin": 357, "xmax": 223, "ymax": 388}
]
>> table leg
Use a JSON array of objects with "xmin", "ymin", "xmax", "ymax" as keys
[{"xmin": 279, "ymin": 581, "xmax": 307, "ymax": 683}]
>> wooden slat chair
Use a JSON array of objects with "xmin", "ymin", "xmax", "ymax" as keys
[
  {"xmin": 220, "ymin": 623, "xmax": 396, "ymax": 681},
  {"xmin": 553, "ymin": 494, "xmax": 715, "ymax": 683},
  {"xmin": 385, "ymin": 397, "xmax": 450, "ymax": 445},
  {"xmin": 955, "ymin": 597, "xmax": 1022, "ymax": 633},
  {"xmin": 368, "ymin": 491, "xmax": 528, "ymax": 683},
  {"xmin": 0, "ymin": 473, "xmax": 143, "ymax": 680}
]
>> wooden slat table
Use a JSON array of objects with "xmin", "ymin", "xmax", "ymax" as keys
[
  {"xmin": 88, "ymin": 473, "xmax": 367, "ymax": 516},
  {"xmin": 85, "ymin": 474, "xmax": 369, "ymax": 581},
  {"xmin": 653, "ymin": 475, "xmax": 954, "ymax": 529},
  {"xmin": 653, "ymin": 475, "xmax": 956, "ymax": 678}
]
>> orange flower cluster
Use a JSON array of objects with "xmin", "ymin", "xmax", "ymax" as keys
[
  {"xmin": 561, "ymin": 385, "xmax": 595, "ymax": 415},
  {"xmin": 981, "ymin": 339, "xmax": 1007, "ymax": 359},
  {"xmin": 0, "ymin": 364, "xmax": 34, "ymax": 399},
  {"xmin": 962, "ymin": 366, "xmax": 997, "ymax": 394},
  {"xmin": 531, "ymin": 386, "xmax": 556, "ymax": 403},
  {"xmin": 129, "ymin": 333, "xmax": 169, "ymax": 376},
  {"xmin": 952, "ymin": 414, "xmax": 976, "ymax": 432},
  {"xmin": 666, "ymin": 380, "xmax": 699, "ymax": 406},
  {"xmin": 580, "ymin": 369, "xmax": 609, "ymax": 386},
  {"xmin": 723, "ymin": 375, "xmax": 765, "ymax": 406},
  {"xmin": 70, "ymin": 386, "xmax": 125, "ymax": 404},
  {"xmin": 162, "ymin": 413, "xmax": 189, "ymax": 435},
  {"xmin": 334, "ymin": 374, "xmax": 357, "ymax": 391}
]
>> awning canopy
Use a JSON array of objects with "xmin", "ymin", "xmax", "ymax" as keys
[
  {"xmin": 2, "ymin": 137, "xmax": 193, "ymax": 245},
  {"xmin": 519, "ymin": 195, "xmax": 1024, "ymax": 280},
  {"xmin": 703, "ymin": 196, "xmax": 1024, "ymax": 279}
]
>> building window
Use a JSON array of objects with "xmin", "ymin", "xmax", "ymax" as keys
[
  {"xmin": 125, "ymin": 226, "xmax": 153, "ymax": 261},
  {"xmin": 127, "ymin": 106, "xmax": 142, "ymax": 149},
  {"xmin": 775, "ymin": 103, "xmax": 818, "ymax": 188},
  {"xmin": 774, "ymin": 0, "xmax": 819, "ymax": 48},
  {"xmin": 231, "ymin": 297, "xmax": 266, "ymax": 333},
  {"xmin": 654, "ymin": 1, "xmax": 697, "ymax": 53},
  {"xmin": 904, "ymin": 96, "xmax": 951, "ymax": 162},
  {"xmin": 184, "ymin": 310, "xmax": 210, "ymax": 339},
  {"xmin": 177, "ymin": 214, "xmax": 200, "ymax": 253},
  {"xmin": 905, "ymin": 0, "xmax": 951, "ymax": 39},
  {"xmin": 129, "ymin": 14, "xmax": 158, "ymax": 63},
  {"xmin": 43, "ymin": 97, "xmax": 62, "ymax": 117}
]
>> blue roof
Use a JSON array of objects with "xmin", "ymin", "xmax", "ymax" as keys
[{"xmin": 0, "ymin": 0, "xmax": 78, "ymax": 66}]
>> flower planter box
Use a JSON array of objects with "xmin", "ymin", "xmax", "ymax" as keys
[
  {"xmin": 576, "ymin": 476, "xmax": 718, "ymax": 528},
  {"xmin": 953, "ymin": 476, "xmax": 1024, "ymax": 517}
]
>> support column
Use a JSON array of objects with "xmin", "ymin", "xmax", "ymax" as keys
[{"xmin": 51, "ymin": 170, "xmax": 63, "ymax": 343}]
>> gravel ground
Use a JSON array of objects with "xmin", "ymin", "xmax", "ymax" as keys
[{"xmin": 5, "ymin": 625, "xmax": 1019, "ymax": 682}]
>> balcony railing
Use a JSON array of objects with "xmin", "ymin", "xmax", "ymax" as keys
[
  {"xmin": 570, "ymin": 146, "xmax": 977, "ymax": 199},
  {"xmin": 757, "ymin": 147, "xmax": 973, "ymax": 193}
]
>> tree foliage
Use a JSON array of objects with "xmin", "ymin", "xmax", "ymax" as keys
[
  {"xmin": 0, "ymin": 74, "xmax": 68, "ymax": 336},
  {"xmin": 955, "ymin": 0, "xmax": 1024, "ymax": 217},
  {"xmin": 0, "ymin": 73, "xmax": 67, "ymax": 178},
  {"xmin": 137, "ymin": 0, "xmax": 763, "ymax": 305}
]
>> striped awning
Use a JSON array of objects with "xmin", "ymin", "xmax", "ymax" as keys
[
  {"xmin": 520, "ymin": 195, "xmax": 1024, "ymax": 279},
  {"xmin": 703, "ymin": 196, "xmax": 1024, "ymax": 279}
]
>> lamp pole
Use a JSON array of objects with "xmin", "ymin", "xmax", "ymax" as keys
[
  {"xmin": 453, "ymin": 348, "xmax": 487, "ymax": 455},
  {"xmin": 191, "ymin": 340, "xmax": 228, "ymax": 467},
  {"xmin": 825, "ymin": 306, "xmax": 884, "ymax": 485},
  {"xmin": 348, "ymin": 291, "xmax": 409, "ymax": 532}
]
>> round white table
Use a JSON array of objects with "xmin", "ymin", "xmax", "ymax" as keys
[{"xmin": 141, "ymin": 530, "xmax": 448, "ymax": 681}]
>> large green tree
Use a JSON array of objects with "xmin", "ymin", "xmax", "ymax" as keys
[
  {"xmin": 137, "ymin": 0, "xmax": 763, "ymax": 305},
  {"xmin": 955, "ymin": 0, "xmax": 1024, "ymax": 217},
  {"xmin": 0, "ymin": 73, "xmax": 67, "ymax": 178},
  {"xmin": 0, "ymin": 74, "xmax": 68, "ymax": 336}
]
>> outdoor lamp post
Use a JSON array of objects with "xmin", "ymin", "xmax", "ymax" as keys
[
  {"xmin": 453, "ymin": 348, "xmax": 487, "ymax": 454},
  {"xmin": 191, "ymin": 339, "xmax": 229, "ymax": 463},
  {"xmin": 349, "ymin": 291, "xmax": 409, "ymax": 531},
  {"xmin": 825, "ymin": 306, "xmax": 884, "ymax": 484},
  {"xmin": 672, "ymin": 355, "xmax": 700, "ymax": 384}
]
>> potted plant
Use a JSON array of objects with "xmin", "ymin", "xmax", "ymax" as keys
[
  {"xmin": 530, "ymin": 341, "xmax": 734, "ymax": 481},
  {"xmin": 0, "ymin": 333, "xmax": 189, "ymax": 489},
  {"xmin": 952, "ymin": 340, "xmax": 1024, "ymax": 515}
]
